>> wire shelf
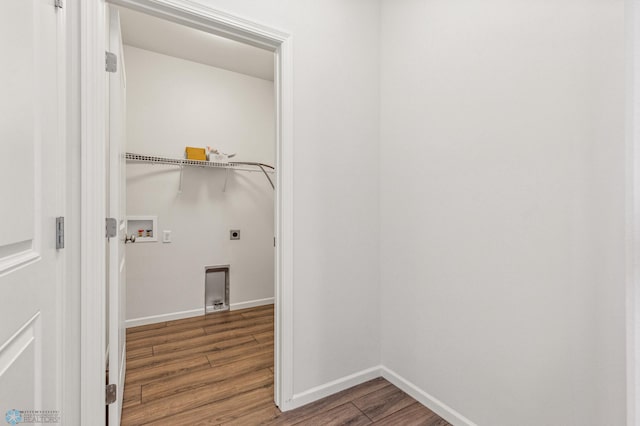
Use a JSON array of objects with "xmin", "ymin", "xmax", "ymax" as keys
[
  {"xmin": 125, "ymin": 152, "xmax": 275, "ymax": 190},
  {"xmin": 126, "ymin": 152, "xmax": 231, "ymax": 168}
]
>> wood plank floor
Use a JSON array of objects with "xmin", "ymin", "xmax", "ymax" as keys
[{"xmin": 123, "ymin": 305, "xmax": 450, "ymax": 425}]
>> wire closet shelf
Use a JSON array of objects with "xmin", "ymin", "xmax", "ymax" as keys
[{"xmin": 125, "ymin": 152, "xmax": 275, "ymax": 190}]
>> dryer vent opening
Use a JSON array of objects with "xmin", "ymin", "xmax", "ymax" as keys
[{"xmin": 205, "ymin": 265, "xmax": 230, "ymax": 313}]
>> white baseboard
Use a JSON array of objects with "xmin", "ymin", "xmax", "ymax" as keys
[
  {"xmin": 380, "ymin": 366, "xmax": 477, "ymax": 426},
  {"xmin": 284, "ymin": 365, "xmax": 476, "ymax": 425},
  {"xmin": 125, "ymin": 308, "xmax": 204, "ymax": 328},
  {"xmin": 284, "ymin": 365, "xmax": 382, "ymax": 411},
  {"xmin": 125, "ymin": 299, "xmax": 275, "ymax": 328},
  {"xmin": 230, "ymin": 297, "xmax": 274, "ymax": 311}
]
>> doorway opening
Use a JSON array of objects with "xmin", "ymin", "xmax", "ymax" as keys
[
  {"xmin": 81, "ymin": 1, "xmax": 293, "ymax": 424},
  {"xmin": 111, "ymin": 4, "xmax": 279, "ymax": 423}
]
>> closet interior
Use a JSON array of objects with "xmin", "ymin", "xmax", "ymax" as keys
[{"xmin": 119, "ymin": 6, "xmax": 276, "ymax": 325}]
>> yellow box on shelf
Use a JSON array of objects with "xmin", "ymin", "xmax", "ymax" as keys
[{"xmin": 185, "ymin": 146, "xmax": 207, "ymax": 161}]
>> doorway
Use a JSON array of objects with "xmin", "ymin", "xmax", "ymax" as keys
[
  {"xmin": 118, "ymin": 5, "xmax": 277, "ymax": 327},
  {"xmin": 80, "ymin": 1, "xmax": 294, "ymax": 423},
  {"xmin": 110, "ymin": 4, "xmax": 277, "ymax": 423}
]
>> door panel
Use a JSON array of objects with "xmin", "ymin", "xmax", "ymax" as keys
[
  {"xmin": 0, "ymin": 0, "xmax": 36, "ymax": 251},
  {"xmin": 0, "ymin": 0, "xmax": 63, "ymax": 421},
  {"xmin": 108, "ymin": 7, "xmax": 127, "ymax": 425},
  {"xmin": 0, "ymin": 315, "xmax": 41, "ymax": 414}
]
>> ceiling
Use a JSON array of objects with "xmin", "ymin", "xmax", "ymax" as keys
[{"xmin": 116, "ymin": 6, "xmax": 275, "ymax": 81}]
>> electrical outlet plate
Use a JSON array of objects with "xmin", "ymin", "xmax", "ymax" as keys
[{"xmin": 163, "ymin": 230, "xmax": 172, "ymax": 243}]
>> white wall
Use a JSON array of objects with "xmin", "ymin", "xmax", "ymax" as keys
[
  {"xmin": 379, "ymin": 1, "xmax": 626, "ymax": 425},
  {"xmin": 191, "ymin": 0, "xmax": 382, "ymax": 397},
  {"xmin": 123, "ymin": 2, "xmax": 629, "ymax": 421},
  {"xmin": 125, "ymin": 46, "xmax": 275, "ymax": 322}
]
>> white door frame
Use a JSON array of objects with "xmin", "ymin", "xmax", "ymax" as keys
[
  {"xmin": 629, "ymin": 1, "xmax": 640, "ymax": 425},
  {"xmin": 79, "ymin": 0, "xmax": 294, "ymax": 422}
]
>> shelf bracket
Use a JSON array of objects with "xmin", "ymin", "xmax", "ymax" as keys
[
  {"xmin": 178, "ymin": 165, "xmax": 184, "ymax": 193},
  {"xmin": 223, "ymin": 168, "xmax": 230, "ymax": 192}
]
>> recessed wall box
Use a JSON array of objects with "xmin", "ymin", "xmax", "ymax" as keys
[
  {"xmin": 126, "ymin": 216, "xmax": 158, "ymax": 242},
  {"xmin": 205, "ymin": 265, "xmax": 230, "ymax": 314}
]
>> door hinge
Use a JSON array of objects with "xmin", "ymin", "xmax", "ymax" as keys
[
  {"xmin": 106, "ymin": 384, "xmax": 117, "ymax": 405},
  {"xmin": 105, "ymin": 51, "xmax": 117, "ymax": 73},
  {"xmin": 56, "ymin": 217, "xmax": 64, "ymax": 249},
  {"xmin": 106, "ymin": 218, "xmax": 117, "ymax": 239},
  {"xmin": 54, "ymin": 0, "xmax": 63, "ymax": 9}
]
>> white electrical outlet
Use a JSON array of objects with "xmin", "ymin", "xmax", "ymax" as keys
[{"xmin": 163, "ymin": 230, "xmax": 172, "ymax": 243}]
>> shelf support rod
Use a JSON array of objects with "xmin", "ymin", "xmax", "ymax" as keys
[
  {"xmin": 223, "ymin": 168, "xmax": 230, "ymax": 192},
  {"xmin": 258, "ymin": 165, "xmax": 275, "ymax": 189},
  {"xmin": 178, "ymin": 165, "xmax": 184, "ymax": 193}
]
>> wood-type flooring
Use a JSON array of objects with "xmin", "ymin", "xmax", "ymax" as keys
[{"xmin": 122, "ymin": 304, "xmax": 451, "ymax": 425}]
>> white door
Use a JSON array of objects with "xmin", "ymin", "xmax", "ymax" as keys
[
  {"xmin": 107, "ymin": 8, "xmax": 127, "ymax": 426},
  {"xmin": 0, "ymin": 0, "xmax": 65, "ymax": 424}
]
